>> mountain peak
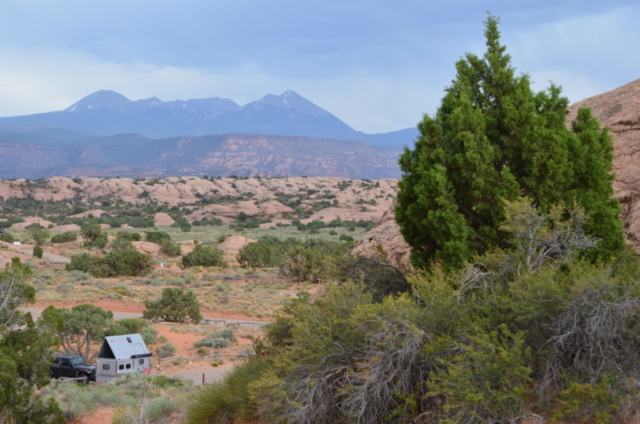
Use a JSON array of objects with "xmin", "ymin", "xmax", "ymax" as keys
[{"xmin": 65, "ymin": 90, "xmax": 133, "ymax": 113}]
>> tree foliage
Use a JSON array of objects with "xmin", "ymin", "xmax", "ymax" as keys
[
  {"xmin": 396, "ymin": 15, "xmax": 624, "ymax": 270},
  {"xmin": 57, "ymin": 304, "xmax": 114, "ymax": 362},
  {"xmin": 143, "ymin": 287, "xmax": 202, "ymax": 323},
  {"xmin": 0, "ymin": 272, "xmax": 63, "ymax": 423},
  {"xmin": 28, "ymin": 226, "xmax": 50, "ymax": 246},
  {"xmin": 243, "ymin": 199, "xmax": 640, "ymax": 423},
  {"xmin": 66, "ymin": 250, "xmax": 154, "ymax": 278},
  {"xmin": 181, "ymin": 244, "xmax": 227, "ymax": 268}
]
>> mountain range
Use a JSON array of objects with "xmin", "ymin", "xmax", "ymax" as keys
[{"xmin": 0, "ymin": 90, "xmax": 419, "ymax": 148}]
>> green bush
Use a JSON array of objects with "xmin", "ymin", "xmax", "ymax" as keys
[
  {"xmin": 156, "ymin": 342, "xmax": 177, "ymax": 358},
  {"xmin": 66, "ymin": 250, "xmax": 153, "ymax": 278},
  {"xmin": 210, "ymin": 328, "xmax": 237, "ymax": 342},
  {"xmin": 66, "ymin": 253, "xmax": 115, "ymax": 278},
  {"xmin": 143, "ymin": 287, "xmax": 202, "ymax": 323},
  {"xmin": 186, "ymin": 359, "xmax": 270, "ymax": 424},
  {"xmin": 141, "ymin": 326, "xmax": 158, "ymax": 345},
  {"xmin": 279, "ymin": 239, "xmax": 351, "ymax": 283},
  {"xmin": 109, "ymin": 237, "xmax": 133, "ymax": 252},
  {"xmin": 29, "ymin": 226, "xmax": 50, "ymax": 246},
  {"xmin": 194, "ymin": 338, "xmax": 231, "ymax": 349},
  {"xmin": 145, "ymin": 231, "xmax": 171, "ymax": 244},
  {"xmin": 144, "ymin": 397, "xmax": 177, "ymax": 421},
  {"xmin": 33, "ymin": 245, "xmax": 43, "ymax": 258},
  {"xmin": 50, "ymin": 231, "xmax": 77, "ymax": 243},
  {"xmin": 161, "ymin": 240, "xmax": 182, "ymax": 256},
  {"xmin": 182, "ymin": 245, "xmax": 227, "ymax": 268},
  {"xmin": 106, "ymin": 250, "xmax": 154, "ymax": 277},
  {"xmin": 193, "ymin": 329, "xmax": 237, "ymax": 349},
  {"xmin": 81, "ymin": 223, "xmax": 102, "ymax": 244}
]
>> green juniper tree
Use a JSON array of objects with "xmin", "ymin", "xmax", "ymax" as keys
[{"xmin": 396, "ymin": 15, "xmax": 624, "ymax": 270}]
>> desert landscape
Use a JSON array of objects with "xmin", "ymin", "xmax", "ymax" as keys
[
  {"xmin": 2, "ymin": 3, "xmax": 640, "ymax": 422},
  {"xmin": 0, "ymin": 175, "xmax": 398, "ymax": 422}
]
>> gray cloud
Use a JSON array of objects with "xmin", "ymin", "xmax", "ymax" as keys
[{"xmin": 0, "ymin": 1, "xmax": 637, "ymax": 132}]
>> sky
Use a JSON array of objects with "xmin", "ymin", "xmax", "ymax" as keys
[{"xmin": 0, "ymin": 0, "xmax": 638, "ymax": 133}]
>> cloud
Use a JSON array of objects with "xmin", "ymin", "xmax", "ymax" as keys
[
  {"xmin": 0, "ymin": 45, "xmax": 442, "ymax": 133},
  {"xmin": 507, "ymin": 5, "xmax": 640, "ymax": 102}
]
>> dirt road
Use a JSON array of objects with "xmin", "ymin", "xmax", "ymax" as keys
[{"xmin": 21, "ymin": 307, "xmax": 266, "ymax": 328}]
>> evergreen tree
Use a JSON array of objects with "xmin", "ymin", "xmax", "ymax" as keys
[{"xmin": 396, "ymin": 15, "xmax": 624, "ymax": 269}]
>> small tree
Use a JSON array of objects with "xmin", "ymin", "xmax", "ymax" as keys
[
  {"xmin": 143, "ymin": 287, "xmax": 202, "ymax": 323},
  {"xmin": 81, "ymin": 224, "xmax": 102, "ymax": 244},
  {"xmin": 57, "ymin": 304, "xmax": 114, "ymax": 362},
  {"xmin": 395, "ymin": 15, "xmax": 624, "ymax": 270},
  {"xmin": 29, "ymin": 227, "xmax": 50, "ymax": 246},
  {"xmin": 145, "ymin": 231, "xmax": 171, "ymax": 244},
  {"xmin": 33, "ymin": 245, "xmax": 43, "ymax": 258},
  {"xmin": 182, "ymin": 245, "xmax": 227, "ymax": 268}
]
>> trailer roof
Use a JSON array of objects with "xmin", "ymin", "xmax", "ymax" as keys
[{"xmin": 98, "ymin": 333, "xmax": 151, "ymax": 360}]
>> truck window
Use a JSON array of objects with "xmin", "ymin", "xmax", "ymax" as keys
[
  {"xmin": 126, "ymin": 364, "xmax": 131, "ymax": 369},
  {"xmin": 102, "ymin": 364, "xmax": 110, "ymax": 370},
  {"xmin": 70, "ymin": 357, "xmax": 86, "ymax": 366},
  {"xmin": 119, "ymin": 364, "xmax": 124, "ymax": 370}
]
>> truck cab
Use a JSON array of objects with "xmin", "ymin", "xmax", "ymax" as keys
[{"xmin": 49, "ymin": 354, "xmax": 96, "ymax": 381}]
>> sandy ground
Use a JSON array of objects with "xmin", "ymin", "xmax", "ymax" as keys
[{"xmin": 76, "ymin": 407, "xmax": 115, "ymax": 424}]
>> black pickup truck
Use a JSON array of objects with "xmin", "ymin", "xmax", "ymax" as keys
[{"xmin": 49, "ymin": 354, "xmax": 96, "ymax": 382}]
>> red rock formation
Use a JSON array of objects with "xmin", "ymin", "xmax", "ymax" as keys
[{"xmin": 567, "ymin": 79, "xmax": 640, "ymax": 250}]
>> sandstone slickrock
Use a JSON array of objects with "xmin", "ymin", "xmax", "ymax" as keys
[
  {"xmin": 353, "ymin": 203, "xmax": 411, "ymax": 268},
  {"xmin": 0, "ymin": 176, "xmax": 398, "ymax": 224},
  {"xmin": 567, "ymin": 79, "xmax": 640, "ymax": 250},
  {"xmin": 154, "ymin": 212, "xmax": 175, "ymax": 227}
]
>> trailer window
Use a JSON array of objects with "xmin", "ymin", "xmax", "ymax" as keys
[
  {"xmin": 139, "ymin": 359, "xmax": 144, "ymax": 365},
  {"xmin": 126, "ymin": 364, "xmax": 131, "ymax": 369},
  {"xmin": 102, "ymin": 364, "xmax": 110, "ymax": 371},
  {"xmin": 119, "ymin": 364, "xmax": 124, "ymax": 370}
]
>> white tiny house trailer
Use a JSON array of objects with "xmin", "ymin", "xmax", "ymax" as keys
[{"xmin": 96, "ymin": 334, "xmax": 152, "ymax": 383}]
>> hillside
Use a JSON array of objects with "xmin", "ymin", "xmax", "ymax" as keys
[
  {"xmin": 0, "ymin": 133, "xmax": 402, "ymax": 179},
  {"xmin": 0, "ymin": 176, "xmax": 397, "ymax": 224}
]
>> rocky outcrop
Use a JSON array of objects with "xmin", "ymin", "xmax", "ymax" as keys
[
  {"xmin": 0, "ymin": 176, "xmax": 398, "ymax": 226},
  {"xmin": 567, "ymin": 79, "xmax": 640, "ymax": 250},
  {"xmin": 154, "ymin": 212, "xmax": 175, "ymax": 227},
  {"xmin": 353, "ymin": 203, "xmax": 411, "ymax": 268}
]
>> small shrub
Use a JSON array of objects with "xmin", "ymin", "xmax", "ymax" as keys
[
  {"xmin": 0, "ymin": 233, "xmax": 15, "ymax": 243},
  {"xmin": 51, "ymin": 231, "xmax": 77, "ymax": 243},
  {"xmin": 210, "ymin": 328, "xmax": 237, "ymax": 342},
  {"xmin": 57, "ymin": 282, "xmax": 74, "ymax": 294},
  {"xmin": 156, "ymin": 342, "xmax": 177, "ymax": 359},
  {"xmin": 182, "ymin": 245, "xmax": 227, "ymax": 268},
  {"xmin": 161, "ymin": 240, "xmax": 182, "ymax": 256},
  {"xmin": 144, "ymin": 397, "xmax": 177, "ymax": 421},
  {"xmin": 33, "ymin": 245, "xmax": 43, "ymax": 258},
  {"xmin": 194, "ymin": 338, "xmax": 231, "ymax": 349},
  {"xmin": 146, "ymin": 231, "xmax": 171, "ymax": 245},
  {"xmin": 141, "ymin": 326, "xmax": 158, "ymax": 345},
  {"xmin": 186, "ymin": 359, "xmax": 270, "ymax": 424}
]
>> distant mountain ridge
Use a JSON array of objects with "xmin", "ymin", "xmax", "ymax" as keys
[
  {"xmin": 0, "ymin": 90, "xmax": 419, "ymax": 148},
  {"xmin": 0, "ymin": 133, "xmax": 402, "ymax": 180}
]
